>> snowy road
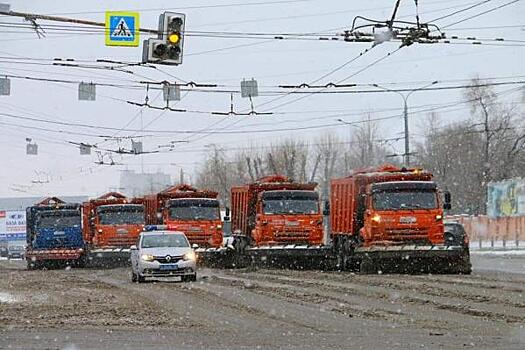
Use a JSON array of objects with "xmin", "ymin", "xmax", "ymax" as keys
[
  {"xmin": 0, "ymin": 256, "xmax": 524, "ymax": 350},
  {"xmin": 471, "ymin": 252, "xmax": 525, "ymax": 275}
]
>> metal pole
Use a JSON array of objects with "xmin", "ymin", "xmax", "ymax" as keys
[{"xmin": 403, "ymin": 98, "xmax": 410, "ymax": 167}]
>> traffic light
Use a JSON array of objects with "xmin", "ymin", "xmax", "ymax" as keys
[{"xmin": 143, "ymin": 12, "xmax": 185, "ymax": 65}]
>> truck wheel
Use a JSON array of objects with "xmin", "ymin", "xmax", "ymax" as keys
[
  {"xmin": 27, "ymin": 260, "xmax": 37, "ymax": 270},
  {"xmin": 359, "ymin": 256, "xmax": 377, "ymax": 274}
]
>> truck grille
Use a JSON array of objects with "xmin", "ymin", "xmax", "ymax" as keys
[
  {"xmin": 107, "ymin": 236, "xmax": 135, "ymax": 247},
  {"xmin": 385, "ymin": 228, "xmax": 429, "ymax": 242},
  {"xmin": 275, "ymin": 231, "xmax": 310, "ymax": 242},
  {"xmin": 186, "ymin": 234, "xmax": 212, "ymax": 246}
]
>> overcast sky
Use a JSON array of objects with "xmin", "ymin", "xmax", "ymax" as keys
[{"xmin": 0, "ymin": 0, "xmax": 523, "ymax": 198}]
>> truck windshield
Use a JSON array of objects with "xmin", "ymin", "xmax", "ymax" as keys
[
  {"xmin": 97, "ymin": 205, "xmax": 144, "ymax": 225},
  {"xmin": 373, "ymin": 190, "xmax": 438, "ymax": 210},
  {"xmin": 141, "ymin": 234, "xmax": 189, "ymax": 248},
  {"xmin": 264, "ymin": 199, "xmax": 318, "ymax": 214},
  {"xmin": 263, "ymin": 191, "xmax": 319, "ymax": 215},
  {"xmin": 167, "ymin": 200, "xmax": 220, "ymax": 220},
  {"xmin": 37, "ymin": 212, "xmax": 80, "ymax": 229}
]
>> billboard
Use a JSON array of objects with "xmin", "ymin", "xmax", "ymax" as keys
[
  {"xmin": 0, "ymin": 210, "xmax": 26, "ymax": 241},
  {"xmin": 487, "ymin": 178, "xmax": 525, "ymax": 218}
]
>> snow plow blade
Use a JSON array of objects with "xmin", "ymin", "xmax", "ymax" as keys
[
  {"xmin": 355, "ymin": 245, "xmax": 471, "ymax": 274},
  {"xmin": 87, "ymin": 248, "xmax": 131, "ymax": 267},
  {"xmin": 246, "ymin": 245, "xmax": 334, "ymax": 270},
  {"xmin": 26, "ymin": 248, "xmax": 86, "ymax": 269},
  {"xmin": 195, "ymin": 247, "xmax": 244, "ymax": 268}
]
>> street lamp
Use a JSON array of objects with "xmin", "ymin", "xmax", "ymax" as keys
[
  {"xmin": 372, "ymin": 81, "xmax": 438, "ymax": 166},
  {"xmin": 337, "ymin": 117, "xmax": 371, "ymax": 166}
]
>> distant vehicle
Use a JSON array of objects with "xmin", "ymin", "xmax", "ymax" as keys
[
  {"xmin": 130, "ymin": 228, "xmax": 197, "ymax": 283},
  {"xmin": 25, "ymin": 197, "xmax": 84, "ymax": 268},
  {"xmin": 0, "ymin": 244, "xmax": 8, "ymax": 257},
  {"xmin": 444, "ymin": 221, "xmax": 469, "ymax": 248},
  {"xmin": 142, "ymin": 184, "xmax": 223, "ymax": 248},
  {"xmin": 8, "ymin": 243, "xmax": 26, "ymax": 259},
  {"xmin": 82, "ymin": 192, "xmax": 145, "ymax": 262}
]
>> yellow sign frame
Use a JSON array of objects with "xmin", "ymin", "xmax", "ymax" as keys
[{"xmin": 105, "ymin": 11, "xmax": 140, "ymax": 47}]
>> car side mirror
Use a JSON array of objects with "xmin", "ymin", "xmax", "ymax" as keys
[
  {"xmin": 322, "ymin": 201, "xmax": 330, "ymax": 216},
  {"xmin": 443, "ymin": 191, "xmax": 452, "ymax": 210},
  {"xmin": 130, "ymin": 245, "xmax": 137, "ymax": 250},
  {"xmin": 192, "ymin": 244, "xmax": 198, "ymax": 249}
]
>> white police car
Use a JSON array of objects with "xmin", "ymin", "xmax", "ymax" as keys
[{"xmin": 130, "ymin": 227, "xmax": 197, "ymax": 283}]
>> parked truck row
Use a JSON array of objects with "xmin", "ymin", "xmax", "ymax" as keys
[{"xmin": 24, "ymin": 164, "xmax": 471, "ymax": 274}]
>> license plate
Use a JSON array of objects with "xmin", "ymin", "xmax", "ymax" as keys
[
  {"xmin": 400, "ymin": 216, "xmax": 417, "ymax": 224},
  {"xmin": 159, "ymin": 264, "xmax": 178, "ymax": 270}
]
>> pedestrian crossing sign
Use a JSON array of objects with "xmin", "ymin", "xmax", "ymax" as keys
[{"xmin": 105, "ymin": 11, "xmax": 140, "ymax": 47}]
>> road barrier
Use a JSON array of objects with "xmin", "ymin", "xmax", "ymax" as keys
[{"xmin": 447, "ymin": 215, "xmax": 525, "ymax": 249}]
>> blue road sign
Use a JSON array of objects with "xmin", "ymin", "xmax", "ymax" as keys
[{"xmin": 105, "ymin": 11, "xmax": 140, "ymax": 47}]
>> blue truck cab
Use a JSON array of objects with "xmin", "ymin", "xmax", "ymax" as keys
[{"xmin": 26, "ymin": 197, "xmax": 84, "ymax": 269}]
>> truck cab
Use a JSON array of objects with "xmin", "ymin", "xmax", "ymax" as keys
[
  {"xmin": 253, "ymin": 190, "xmax": 323, "ymax": 245},
  {"xmin": 361, "ymin": 181, "xmax": 445, "ymax": 246},
  {"xmin": 82, "ymin": 192, "xmax": 145, "ymax": 259},
  {"xmin": 25, "ymin": 197, "xmax": 84, "ymax": 267},
  {"xmin": 164, "ymin": 198, "xmax": 223, "ymax": 248},
  {"xmin": 231, "ymin": 175, "xmax": 323, "ymax": 247}
]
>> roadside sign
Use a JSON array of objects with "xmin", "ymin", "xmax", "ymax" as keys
[{"xmin": 105, "ymin": 11, "xmax": 140, "ymax": 47}]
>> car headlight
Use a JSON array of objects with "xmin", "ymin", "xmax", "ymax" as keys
[
  {"xmin": 183, "ymin": 251, "xmax": 196, "ymax": 262},
  {"xmin": 141, "ymin": 254, "xmax": 155, "ymax": 262}
]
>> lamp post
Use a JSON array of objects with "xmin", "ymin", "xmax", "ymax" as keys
[
  {"xmin": 337, "ymin": 115, "xmax": 372, "ymax": 166},
  {"xmin": 372, "ymin": 81, "xmax": 438, "ymax": 166}
]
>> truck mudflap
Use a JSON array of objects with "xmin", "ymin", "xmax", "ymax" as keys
[
  {"xmin": 354, "ymin": 245, "xmax": 471, "ymax": 274},
  {"xmin": 26, "ymin": 248, "xmax": 84, "ymax": 261}
]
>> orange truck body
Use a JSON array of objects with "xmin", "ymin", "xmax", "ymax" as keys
[
  {"xmin": 231, "ymin": 175, "xmax": 323, "ymax": 246},
  {"xmin": 331, "ymin": 164, "xmax": 445, "ymax": 247},
  {"xmin": 82, "ymin": 192, "xmax": 145, "ymax": 251},
  {"xmin": 143, "ymin": 184, "xmax": 223, "ymax": 248}
]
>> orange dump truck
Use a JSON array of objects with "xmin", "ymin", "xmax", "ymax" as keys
[
  {"xmin": 143, "ymin": 184, "xmax": 223, "ymax": 248},
  {"xmin": 229, "ymin": 175, "xmax": 325, "ymax": 266},
  {"xmin": 82, "ymin": 192, "xmax": 145, "ymax": 261},
  {"xmin": 330, "ymin": 164, "xmax": 471, "ymax": 273}
]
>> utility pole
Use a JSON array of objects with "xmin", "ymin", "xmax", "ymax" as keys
[
  {"xmin": 337, "ymin": 117, "xmax": 370, "ymax": 167},
  {"xmin": 373, "ymin": 81, "xmax": 438, "ymax": 167}
]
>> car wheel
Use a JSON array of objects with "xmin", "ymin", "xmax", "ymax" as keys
[
  {"xmin": 131, "ymin": 271, "xmax": 137, "ymax": 282},
  {"xmin": 137, "ymin": 274, "xmax": 146, "ymax": 283}
]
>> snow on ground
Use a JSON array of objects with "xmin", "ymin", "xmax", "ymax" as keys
[
  {"xmin": 471, "ymin": 249, "xmax": 525, "ymax": 256},
  {"xmin": 0, "ymin": 291, "xmax": 20, "ymax": 303}
]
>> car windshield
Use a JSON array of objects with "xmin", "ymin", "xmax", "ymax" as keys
[
  {"xmin": 263, "ymin": 199, "xmax": 318, "ymax": 215},
  {"xmin": 97, "ymin": 205, "xmax": 144, "ymax": 225},
  {"xmin": 373, "ymin": 190, "xmax": 437, "ymax": 210},
  {"xmin": 37, "ymin": 212, "xmax": 80, "ymax": 229},
  {"xmin": 141, "ymin": 234, "xmax": 189, "ymax": 248},
  {"xmin": 168, "ymin": 200, "xmax": 220, "ymax": 220}
]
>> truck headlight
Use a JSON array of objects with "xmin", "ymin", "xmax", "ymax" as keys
[
  {"xmin": 141, "ymin": 254, "xmax": 155, "ymax": 262},
  {"xmin": 183, "ymin": 251, "xmax": 196, "ymax": 262},
  {"xmin": 371, "ymin": 214, "xmax": 381, "ymax": 223}
]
